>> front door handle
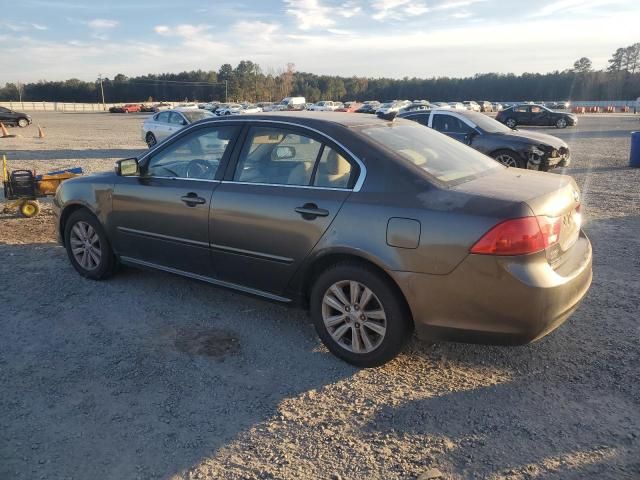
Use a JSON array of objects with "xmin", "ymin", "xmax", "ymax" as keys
[
  {"xmin": 295, "ymin": 203, "xmax": 329, "ymax": 219},
  {"xmin": 181, "ymin": 193, "xmax": 206, "ymax": 206}
]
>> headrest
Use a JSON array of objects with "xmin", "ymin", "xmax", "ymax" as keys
[{"xmin": 324, "ymin": 150, "xmax": 350, "ymax": 176}]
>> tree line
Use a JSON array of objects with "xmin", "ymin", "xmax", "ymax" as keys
[{"xmin": 2, "ymin": 43, "xmax": 639, "ymax": 104}]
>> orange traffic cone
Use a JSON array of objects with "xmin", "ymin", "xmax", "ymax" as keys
[
  {"xmin": 0, "ymin": 123, "xmax": 16, "ymax": 138},
  {"xmin": 37, "ymin": 124, "xmax": 45, "ymax": 138}
]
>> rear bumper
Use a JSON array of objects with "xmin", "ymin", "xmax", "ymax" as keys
[{"xmin": 391, "ymin": 231, "xmax": 592, "ymax": 345}]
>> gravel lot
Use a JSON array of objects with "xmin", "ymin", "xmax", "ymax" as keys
[{"xmin": 1, "ymin": 112, "xmax": 639, "ymax": 480}]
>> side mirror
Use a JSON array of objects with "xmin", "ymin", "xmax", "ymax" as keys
[
  {"xmin": 464, "ymin": 131, "xmax": 477, "ymax": 145},
  {"xmin": 115, "ymin": 158, "xmax": 139, "ymax": 176},
  {"xmin": 273, "ymin": 145, "xmax": 296, "ymax": 160}
]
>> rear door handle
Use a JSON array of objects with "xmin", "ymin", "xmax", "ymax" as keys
[
  {"xmin": 181, "ymin": 193, "xmax": 206, "ymax": 206},
  {"xmin": 295, "ymin": 203, "xmax": 329, "ymax": 219}
]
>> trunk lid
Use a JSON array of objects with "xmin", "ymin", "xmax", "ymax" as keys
[{"xmin": 453, "ymin": 168, "xmax": 582, "ymax": 266}]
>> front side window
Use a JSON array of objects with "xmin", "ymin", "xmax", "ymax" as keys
[
  {"xmin": 360, "ymin": 122, "xmax": 501, "ymax": 184},
  {"xmin": 146, "ymin": 126, "xmax": 238, "ymax": 180},
  {"xmin": 234, "ymin": 127, "xmax": 322, "ymax": 186},
  {"xmin": 156, "ymin": 112, "xmax": 170, "ymax": 122}
]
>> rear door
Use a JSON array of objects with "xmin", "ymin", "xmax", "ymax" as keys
[
  {"xmin": 530, "ymin": 105, "xmax": 550, "ymax": 126},
  {"xmin": 209, "ymin": 123, "xmax": 358, "ymax": 295},
  {"xmin": 111, "ymin": 123, "xmax": 240, "ymax": 276}
]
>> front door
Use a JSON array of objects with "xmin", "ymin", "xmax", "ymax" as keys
[
  {"xmin": 209, "ymin": 124, "xmax": 357, "ymax": 296},
  {"xmin": 111, "ymin": 124, "xmax": 240, "ymax": 276}
]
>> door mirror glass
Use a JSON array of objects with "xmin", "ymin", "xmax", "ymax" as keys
[
  {"xmin": 273, "ymin": 145, "xmax": 296, "ymax": 160},
  {"xmin": 116, "ymin": 158, "xmax": 139, "ymax": 176}
]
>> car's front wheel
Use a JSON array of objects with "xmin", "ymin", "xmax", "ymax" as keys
[
  {"xmin": 492, "ymin": 149, "xmax": 525, "ymax": 168},
  {"xmin": 310, "ymin": 263, "xmax": 412, "ymax": 367},
  {"xmin": 17, "ymin": 118, "xmax": 29, "ymax": 128},
  {"xmin": 505, "ymin": 118, "xmax": 517, "ymax": 129},
  {"xmin": 556, "ymin": 118, "xmax": 567, "ymax": 128},
  {"xmin": 64, "ymin": 209, "xmax": 116, "ymax": 280},
  {"xmin": 145, "ymin": 132, "xmax": 157, "ymax": 148}
]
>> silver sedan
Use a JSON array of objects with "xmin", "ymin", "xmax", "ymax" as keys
[{"xmin": 141, "ymin": 108, "xmax": 214, "ymax": 147}]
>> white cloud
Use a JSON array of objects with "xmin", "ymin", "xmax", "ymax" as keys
[
  {"xmin": 533, "ymin": 0, "xmax": 627, "ymax": 17},
  {"xmin": 371, "ymin": 0, "xmax": 429, "ymax": 20},
  {"xmin": 285, "ymin": 0, "xmax": 335, "ymax": 29},
  {"xmin": 154, "ymin": 24, "xmax": 209, "ymax": 37},
  {"xmin": 31, "ymin": 23, "xmax": 48, "ymax": 30},
  {"xmin": 87, "ymin": 19, "xmax": 118, "ymax": 29}
]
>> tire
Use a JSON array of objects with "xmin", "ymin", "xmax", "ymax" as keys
[
  {"xmin": 17, "ymin": 118, "xmax": 29, "ymax": 128},
  {"xmin": 555, "ymin": 118, "xmax": 567, "ymax": 129},
  {"xmin": 505, "ymin": 118, "xmax": 517, "ymax": 129},
  {"xmin": 145, "ymin": 132, "xmax": 157, "ymax": 148},
  {"xmin": 20, "ymin": 200, "xmax": 40, "ymax": 218},
  {"xmin": 64, "ymin": 209, "xmax": 116, "ymax": 280},
  {"xmin": 492, "ymin": 149, "xmax": 525, "ymax": 168},
  {"xmin": 310, "ymin": 262, "xmax": 412, "ymax": 367}
]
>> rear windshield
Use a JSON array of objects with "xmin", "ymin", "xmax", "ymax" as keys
[
  {"xmin": 359, "ymin": 122, "xmax": 502, "ymax": 184},
  {"xmin": 181, "ymin": 110, "xmax": 214, "ymax": 122}
]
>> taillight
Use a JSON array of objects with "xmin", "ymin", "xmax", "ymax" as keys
[{"xmin": 470, "ymin": 216, "xmax": 562, "ymax": 256}]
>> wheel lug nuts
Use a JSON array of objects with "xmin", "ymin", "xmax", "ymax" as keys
[
  {"xmin": 360, "ymin": 314, "xmax": 366, "ymax": 320},
  {"xmin": 345, "ymin": 306, "xmax": 350, "ymax": 312}
]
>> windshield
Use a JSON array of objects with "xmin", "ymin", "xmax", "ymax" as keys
[
  {"xmin": 359, "ymin": 122, "xmax": 502, "ymax": 184},
  {"xmin": 181, "ymin": 110, "xmax": 214, "ymax": 122},
  {"xmin": 463, "ymin": 111, "xmax": 512, "ymax": 133}
]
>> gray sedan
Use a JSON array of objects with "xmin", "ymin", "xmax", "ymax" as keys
[{"xmin": 54, "ymin": 112, "xmax": 592, "ymax": 367}]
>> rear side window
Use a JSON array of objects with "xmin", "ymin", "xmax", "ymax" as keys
[
  {"xmin": 313, "ymin": 147, "xmax": 352, "ymax": 189},
  {"xmin": 432, "ymin": 114, "xmax": 472, "ymax": 134},
  {"xmin": 514, "ymin": 106, "xmax": 528, "ymax": 113},
  {"xmin": 360, "ymin": 122, "xmax": 501, "ymax": 184}
]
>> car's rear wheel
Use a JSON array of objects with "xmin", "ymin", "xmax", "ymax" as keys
[
  {"xmin": 17, "ymin": 118, "xmax": 29, "ymax": 128},
  {"xmin": 556, "ymin": 118, "xmax": 567, "ymax": 128},
  {"xmin": 310, "ymin": 263, "xmax": 411, "ymax": 367},
  {"xmin": 64, "ymin": 209, "xmax": 116, "ymax": 280},
  {"xmin": 146, "ymin": 132, "xmax": 157, "ymax": 148},
  {"xmin": 492, "ymin": 149, "xmax": 525, "ymax": 168},
  {"xmin": 505, "ymin": 118, "xmax": 517, "ymax": 129}
]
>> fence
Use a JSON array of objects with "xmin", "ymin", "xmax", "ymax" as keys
[{"xmin": 0, "ymin": 101, "xmax": 180, "ymax": 112}]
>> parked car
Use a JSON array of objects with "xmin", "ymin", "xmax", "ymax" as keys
[
  {"xmin": 496, "ymin": 104, "xmax": 578, "ymax": 129},
  {"xmin": 478, "ymin": 101, "xmax": 493, "ymax": 112},
  {"xmin": 336, "ymin": 102, "xmax": 363, "ymax": 113},
  {"xmin": 449, "ymin": 102, "xmax": 466, "ymax": 110},
  {"xmin": 308, "ymin": 101, "xmax": 340, "ymax": 112},
  {"xmin": 55, "ymin": 112, "xmax": 591, "ymax": 367},
  {"xmin": 110, "ymin": 104, "xmax": 142, "ymax": 113},
  {"xmin": 492, "ymin": 102, "xmax": 504, "ymax": 112},
  {"xmin": 152, "ymin": 102, "xmax": 173, "ymax": 112},
  {"xmin": 463, "ymin": 101, "xmax": 481, "ymax": 112},
  {"xmin": 399, "ymin": 108, "xmax": 571, "ymax": 170},
  {"xmin": 355, "ymin": 104, "xmax": 379, "ymax": 114},
  {"xmin": 140, "ymin": 104, "xmax": 156, "ymax": 113},
  {"xmin": 141, "ymin": 108, "xmax": 214, "ymax": 147},
  {"xmin": 375, "ymin": 102, "xmax": 405, "ymax": 115},
  {"xmin": 0, "ymin": 106, "xmax": 32, "ymax": 127},
  {"xmin": 431, "ymin": 102, "xmax": 452, "ymax": 109},
  {"xmin": 278, "ymin": 96, "xmax": 306, "ymax": 110},
  {"xmin": 215, "ymin": 104, "xmax": 243, "ymax": 115}
]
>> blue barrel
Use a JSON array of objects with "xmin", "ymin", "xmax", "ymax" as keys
[{"xmin": 631, "ymin": 132, "xmax": 640, "ymax": 167}]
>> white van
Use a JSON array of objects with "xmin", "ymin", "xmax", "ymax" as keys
[{"xmin": 279, "ymin": 97, "xmax": 306, "ymax": 110}]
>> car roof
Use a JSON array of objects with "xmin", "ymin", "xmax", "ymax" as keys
[{"xmin": 198, "ymin": 111, "xmax": 398, "ymax": 129}]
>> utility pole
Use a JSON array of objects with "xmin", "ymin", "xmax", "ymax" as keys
[{"xmin": 98, "ymin": 74, "xmax": 106, "ymax": 110}]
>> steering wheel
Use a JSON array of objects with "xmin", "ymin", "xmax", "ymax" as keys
[{"xmin": 185, "ymin": 159, "xmax": 214, "ymax": 179}]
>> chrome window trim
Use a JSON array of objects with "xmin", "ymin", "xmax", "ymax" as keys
[
  {"xmin": 137, "ymin": 118, "xmax": 367, "ymax": 192},
  {"xmin": 220, "ymin": 180, "xmax": 351, "ymax": 192}
]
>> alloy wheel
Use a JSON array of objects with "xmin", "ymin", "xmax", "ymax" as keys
[
  {"xmin": 557, "ymin": 118, "xmax": 567, "ymax": 128},
  {"xmin": 321, "ymin": 280, "xmax": 387, "ymax": 354},
  {"xmin": 69, "ymin": 221, "xmax": 102, "ymax": 271},
  {"xmin": 505, "ymin": 118, "xmax": 517, "ymax": 128},
  {"xmin": 495, "ymin": 153, "xmax": 518, "ymax": 167},
  {"xmin": 17, "ymin": 118, "xmax": 28, "ymax": 127}
]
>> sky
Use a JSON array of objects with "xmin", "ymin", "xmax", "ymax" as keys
[{"xmin": 1, "ymin": 0, "xmax": 639, "ymax": 84}]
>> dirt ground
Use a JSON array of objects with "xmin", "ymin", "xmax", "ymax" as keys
[{"xmin": 1, "ymin": 112, "xmax": 639, "ymax": 480}]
